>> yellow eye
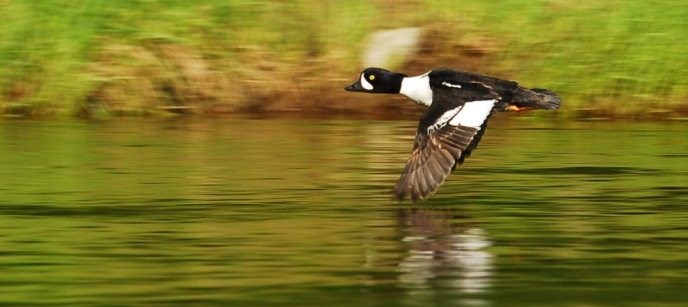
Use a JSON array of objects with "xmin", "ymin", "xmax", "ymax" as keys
[{"xmin": 369, "ymin": 75, "xmax": 375, "ymax": 81}]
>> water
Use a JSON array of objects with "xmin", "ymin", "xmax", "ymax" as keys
[{"xmin": 0, "ymin": 117, "xmax": 687, "ymax": 306}]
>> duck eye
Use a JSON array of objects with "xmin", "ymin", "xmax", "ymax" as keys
[{"xmin": 369, "ymin": 75, "xmax": 375, "ymax": 81}]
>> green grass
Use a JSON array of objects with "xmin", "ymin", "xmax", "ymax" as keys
[{"xmin": 1, "ymin": 0, "xmax": 687, "ymax": 118}]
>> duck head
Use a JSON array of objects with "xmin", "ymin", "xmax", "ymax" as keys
[{"xmin": 345, "ymin": 67, "xmax": 406, "ymax": 94}]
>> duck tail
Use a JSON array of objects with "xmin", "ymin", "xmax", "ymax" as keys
[
  {"xmin": 510, "ymin": 87, "xmax": 562, "ymax": 111},
  {"xmin": 528, "ymin": 88, "xmax": 562, "ymax": 110}
]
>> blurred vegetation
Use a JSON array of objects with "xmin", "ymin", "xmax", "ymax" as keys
[{"xmin": 1, "ymin": 0, "xmax": 687, "ymax": 118}]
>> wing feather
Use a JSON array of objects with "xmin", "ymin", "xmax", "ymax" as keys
[
  {"xmin": 394, "ymin": 126, "xmax": 479, "ymax": 202},
  {"xmin": 393, "ymin": 71, "xmax": 503, "ymax": 201},
  {"xmin": 394, "ymin": 102, "xmax": 495, "ymax": 202}
]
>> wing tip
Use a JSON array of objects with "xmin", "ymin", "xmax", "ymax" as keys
[
  {"xmin": 392, "ymin": 177, "xmax": 445, "ymax": 203},
  {"xmin": 393, "ymin": 122, "xmax": 484, "ymax": 203}
]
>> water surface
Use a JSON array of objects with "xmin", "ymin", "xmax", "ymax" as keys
[{"xmin": 0, "ymin": 118, "xmax": 687, "ymax": 306}]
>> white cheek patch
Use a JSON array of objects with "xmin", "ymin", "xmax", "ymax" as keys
[
  {"xmin": 360, "ymin": 74, "xmax": 374, "ymax": 90},
  {"xmin": 449, "ymin": 99, "xmax": 496, "ymax": 128}
]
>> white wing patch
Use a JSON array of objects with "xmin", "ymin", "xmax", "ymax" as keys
[
  {"xmin": 360, "ymin": 73, "xmax": 373, "ymax": 90},
  {"xmin": 428, "ymin": 105, "xmax": 463, "ymax": 133},
  {"xmin": 449, "ymin": 100, "xmax": 496, "ymax": 128},
  {"xmin": 441, "ymin": 82, "xmax": 462, "ymax": 89}
]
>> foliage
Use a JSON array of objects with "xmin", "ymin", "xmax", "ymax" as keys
[{"xmin": 1, "ymin": 0, "xmax": 687, "ymax": 118}]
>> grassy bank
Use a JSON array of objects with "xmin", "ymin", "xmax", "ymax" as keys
[{"xmin": 1, "ymin": 0, "xmax": 687, "ymax": 118}]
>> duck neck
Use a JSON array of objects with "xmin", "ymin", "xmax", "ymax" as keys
[
  {"xmin": 400, "ymin": 73, "xmax": 433, "ymax": 106},
  {"xmin": 387, "ymin": 73, "xmax": 406, "ymax": 94}
]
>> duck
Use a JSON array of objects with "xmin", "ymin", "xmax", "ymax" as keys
[{"xmin": 345, "ymin": 67, "xmax": 561, "ymax": 202}]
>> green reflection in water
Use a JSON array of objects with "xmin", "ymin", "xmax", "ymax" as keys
[{"xmin": 0, "ymin": 118, "xmax": 686, "ymax": 306}]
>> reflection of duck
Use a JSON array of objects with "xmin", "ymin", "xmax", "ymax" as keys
[
  {"xmin": 396, "ymin": 208, "xmax": 493, "ymax": 294},
  {"xmin": 346, "ymin": 67, "xmax": 561, "ymax": 201}
]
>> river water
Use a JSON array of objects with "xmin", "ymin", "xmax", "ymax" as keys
[{"xmin": 0, "ymin": 117, "xmax": 686, "ymax": 306}]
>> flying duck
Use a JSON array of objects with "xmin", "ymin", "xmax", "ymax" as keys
[{"xmin": 345, "ymin": 67, "xmax": 561, "ymax": 202}]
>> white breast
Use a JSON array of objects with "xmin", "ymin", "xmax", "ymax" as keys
[{"xmin": 400, "ymin": 72, "xmax": 433, "ymax": 106}]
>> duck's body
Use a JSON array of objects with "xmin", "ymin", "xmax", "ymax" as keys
[{"xmin": 346, "ymin": 67, "xmax": 561, "ymax": 202}]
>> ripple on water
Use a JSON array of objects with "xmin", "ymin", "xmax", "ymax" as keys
[{"xmin": 0, "ymin": 119, "xmax": 687, "ymax": 305}]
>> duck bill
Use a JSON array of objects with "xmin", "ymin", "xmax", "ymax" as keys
[{"xmin": 345, "ymin": 81, "xmax": 365, "ymax": 92}]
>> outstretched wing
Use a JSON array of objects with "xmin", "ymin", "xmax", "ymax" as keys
[{"xmin": 394, "ymin": 99, "xmax": 497, "ymax": 202}]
